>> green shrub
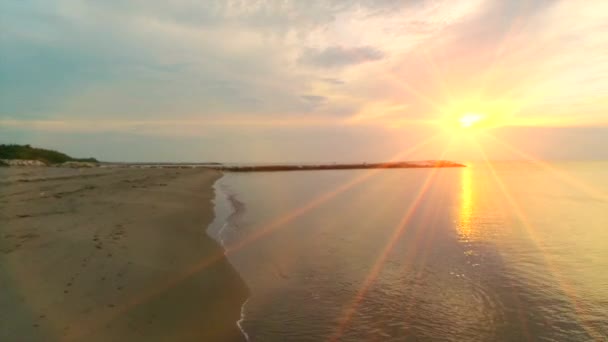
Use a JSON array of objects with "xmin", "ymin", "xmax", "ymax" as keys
[{"xmin": 0, "ymin": 144, "xmax": 98, "ymax": 165}]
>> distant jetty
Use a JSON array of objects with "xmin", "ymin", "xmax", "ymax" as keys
[{"xmin": 212, "ymin": 161, "xmax": 465, "ymax": 172}]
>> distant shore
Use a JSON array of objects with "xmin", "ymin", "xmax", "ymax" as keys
[
  {"xmin": 212, "ymin": 160, "xmax": 465, "ymax": 172},
  {"xmin": 0, "ymin": 167, "xmax": 247, "ymax": 341}
]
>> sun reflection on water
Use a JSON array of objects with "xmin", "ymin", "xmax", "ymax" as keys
[{"xmin": 457, "ymin": 166, "xmax": 475, "ymax": 242}]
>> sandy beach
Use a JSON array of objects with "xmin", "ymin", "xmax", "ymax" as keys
[{"xmin": 0, "ymin": 167, "xmax": 247, "ymax": 341}]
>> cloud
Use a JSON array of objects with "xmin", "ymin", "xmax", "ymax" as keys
[
  {"xmin": 299, "ymin": 46, "xmax": 385, "ymax": 68},
  {"xmin": 301, "ymin": 95, "xmax": 328, "ymax": 104},
  {"xmin": 320, "ymin": 78, "xmax": 345, "ymax": 85},
  {"xmin": 82, "ymin": 1, "xmax": 432, "ymax": 31},
  {"xmin": 0, "ymin": 0, "xmax": 472, "ymax": 121}
]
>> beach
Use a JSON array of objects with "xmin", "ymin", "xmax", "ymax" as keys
[{"xmin": 0, "ymin": 167, "xmax": 248, "ymax": 341}]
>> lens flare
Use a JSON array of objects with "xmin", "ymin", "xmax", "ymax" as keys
[{"xmin": 459, "ymin": 113, "xmax": 485, "ymax": 128}]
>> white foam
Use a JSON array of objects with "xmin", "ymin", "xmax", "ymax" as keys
[
  {"xmin": 237, "ymin": 298, "xmax": 251, "ymax": 341},
  {"xmin": 210, "ymin": 177, "xmax": 252, "ymax": 341}
]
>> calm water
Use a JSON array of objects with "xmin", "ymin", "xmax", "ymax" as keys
[{"xmin": 209, "ymin": 162, "xmax": 608, "ymax": 341}]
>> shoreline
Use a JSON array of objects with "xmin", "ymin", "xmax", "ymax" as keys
[
  {"xmin": 208, "ymin": 178, "xmax": 251, "ymax": 341},
  {"xmin": 0, "ymin": 167, "xmax": 248, "ymax": 341}
]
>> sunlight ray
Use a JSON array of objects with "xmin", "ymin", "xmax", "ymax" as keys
[
  {"xmin": 473, "ymin": 142, "xmax": 534, "ymax": 340},
  {"xmin": 224, "ymin": 135, "xmax": 443, "ymax": 255},
  {"xmin": 328, "ymin": 139, "xmax": 454, "ymax": 341},
  {"xmin": 393, "ymin": 140, "xmax": 459, "ymax": 318},
  {"xmin": 328, "ymin": 166, "xmax": 442, "ymax": 342},
  {"xmin": 474, "ymin": 141, "xmax": 604, "ymax": 341},
  {"xmin": 484, "ymin": 133, "xmax": 607, "ymax": 201},
  {"xmin": 477, "ymin": 9, "xmax": 527, "ymax": 99},
  {"xmin": 384, "ymin": 71, "xmax": 445, "ymax": 114},
  {"xmin": 394, "ymin": 165, "xmax": 453, "ymax": 324},
  {"xmin": 419, "ymin": 49, "xmax": 454, "ymax": 104}
]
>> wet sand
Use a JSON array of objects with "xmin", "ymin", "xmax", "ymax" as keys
[{"xmin": 0, "ymin": 167, "xmax": 247, "ymax": 341}]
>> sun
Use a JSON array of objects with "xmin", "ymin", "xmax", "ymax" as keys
[{"xmin": 459, "ymin": 113, "xmax": 485, "ymax": 128}]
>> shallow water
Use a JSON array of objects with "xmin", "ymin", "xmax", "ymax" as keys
[{"xmin": 211, "ymin": 162, "xmax": 608, "ymax": 341}]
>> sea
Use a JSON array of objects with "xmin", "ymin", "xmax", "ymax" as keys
[{"xmin": 208, "ymin": 161, "xmax": 608, "ymax": 341}]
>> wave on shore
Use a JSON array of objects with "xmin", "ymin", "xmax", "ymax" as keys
[{"xmin": 209, "ymin": 177, "xmax": 251, "ymax": 341}]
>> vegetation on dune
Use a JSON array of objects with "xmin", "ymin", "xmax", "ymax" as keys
[
  {"xmin": 0, "ymin": 144, "xmax": 98, "ymax": 164},
  {"xmin": 0, "ymin": 159, "xmax": 8, "ymax": 167}
]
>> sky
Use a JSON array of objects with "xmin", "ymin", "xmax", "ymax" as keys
[{"xmin": 1, "ymin": 0, "xmax": 607, "ymax": 162}]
